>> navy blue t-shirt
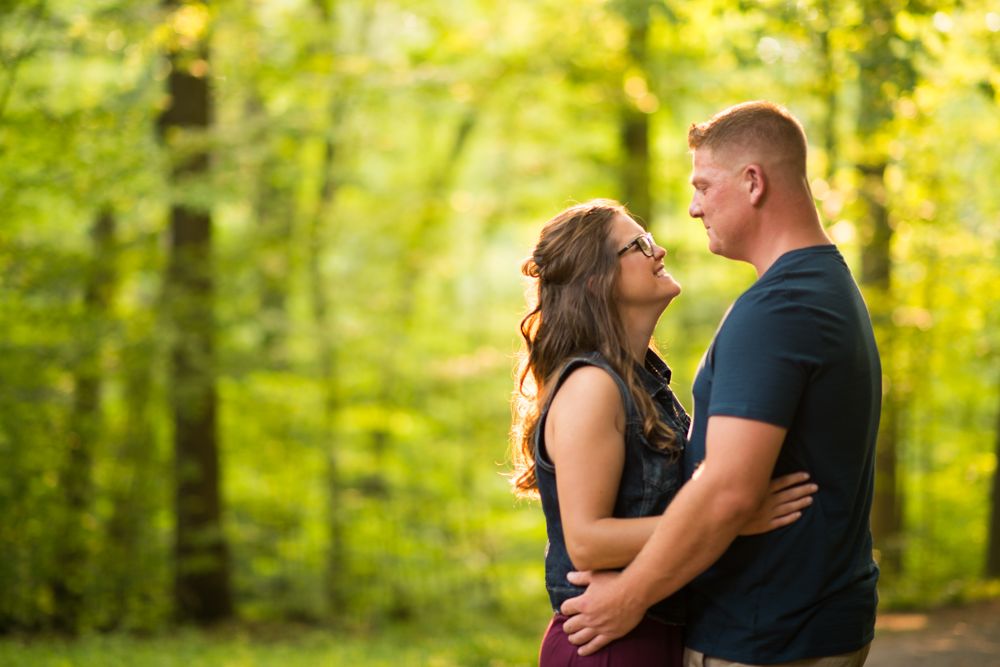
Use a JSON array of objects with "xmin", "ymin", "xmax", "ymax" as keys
[{"xmin": 684, "ymin": 245, "xmax": 881, "ymax": 663}]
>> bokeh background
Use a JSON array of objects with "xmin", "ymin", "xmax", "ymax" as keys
[{"xmin": 3, "ymin": 0, "xmax": 1000, "ymax": 663}]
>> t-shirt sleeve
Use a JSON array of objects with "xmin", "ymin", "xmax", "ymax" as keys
[{"xmin": 706, "ymin": 291, "xmax": 820, "ymax": 428}]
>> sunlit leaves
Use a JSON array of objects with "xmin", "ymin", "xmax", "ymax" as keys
[{"xmin": 4, "ymin": 0, "xmax": 1000, "ymax": 631}]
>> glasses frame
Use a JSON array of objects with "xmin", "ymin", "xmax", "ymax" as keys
[{"xmin": 617, "ymin": 232, "xmax": 655, "ymax": 258}]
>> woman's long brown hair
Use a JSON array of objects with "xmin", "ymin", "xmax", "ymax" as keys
[{"xmin": 510, "ymin": 199, "xmax": 678, "ymax": 499}]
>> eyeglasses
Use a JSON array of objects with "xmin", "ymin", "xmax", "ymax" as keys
[{"xmin": 617, "ymin": 232, "xmax": 656, "ymax": 258}]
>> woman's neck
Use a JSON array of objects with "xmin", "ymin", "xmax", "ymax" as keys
[{"xmin": 622, "ymin": 310, "xmax": 659, "ymax": 364}]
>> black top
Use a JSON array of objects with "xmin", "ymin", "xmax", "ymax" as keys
[{"xmin": 685, "ymin": 245, "xmax": 881, "ymax": 662}]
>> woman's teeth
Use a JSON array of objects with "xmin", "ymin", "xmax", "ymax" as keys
[{"xmin": 655, "ymin": 268, "xmax": 668, "ymax": 277}]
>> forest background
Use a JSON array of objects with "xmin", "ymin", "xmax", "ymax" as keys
[{"xmin": 3, "ymin": 0, "xmax": 1000, "ymax": 662}]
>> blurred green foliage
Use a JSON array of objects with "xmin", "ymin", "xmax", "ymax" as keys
[
  {"xmin": 1, "ymin": 0, "xmax": 1000, "ymax": 644},
  {"xmin": 0, "ymin": 624, "xmax": 544, "ymax": 666}
]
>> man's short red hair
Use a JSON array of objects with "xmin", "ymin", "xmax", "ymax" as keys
[{"xmin": 688, "ymin": 101, "xmax": 808, "ymax": 177}]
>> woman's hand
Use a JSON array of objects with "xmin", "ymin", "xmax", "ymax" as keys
[{"xmin": 739, "ymin": 472, "xmax": 817, "ymax": 536}]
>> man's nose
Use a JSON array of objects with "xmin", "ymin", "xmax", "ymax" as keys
[{"xmin": 688, "ymin": 200, "xmax": 701, "ymax": 218}]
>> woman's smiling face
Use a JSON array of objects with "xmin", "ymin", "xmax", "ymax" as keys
[{"xmin": 611, "ymin": 214, "xmax": 681, "ymax": 312}]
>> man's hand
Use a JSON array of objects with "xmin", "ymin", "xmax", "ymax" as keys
[{"xmin": 558, "ymin": 570, "xmax": 646, "ymax": 656}]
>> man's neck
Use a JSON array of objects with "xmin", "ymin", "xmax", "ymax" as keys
[{"xmin": 748, "ymin": 212, "xmax": 832, "ymax": 278}]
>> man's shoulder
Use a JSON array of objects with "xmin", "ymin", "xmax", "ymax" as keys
[
  {"xmin": 721, "ymin": 280, "xmax": 811, "ymax": 332},
  {"xmin": 730, "ymin": 249, "xmax": 856, "ymax": 319},
  {"xmin": 713, "ymin": 285, "xmax": 827, "ymax": 368}
]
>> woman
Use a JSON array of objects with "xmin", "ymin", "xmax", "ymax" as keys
[{"xmin": 510, "ymin": 200, "xmax": 815, "ymax": 665}]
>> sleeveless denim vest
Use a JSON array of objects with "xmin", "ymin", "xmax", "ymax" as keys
[{"xmin": 535, "ymin": 350, "xmax": 690, "ymax": 625}]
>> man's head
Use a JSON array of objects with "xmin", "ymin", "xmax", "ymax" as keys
[
  {"xmin": 687, "ymin": 101, "xmax": 813, "ymax": 262},
  {"xmin": 687, "ymin": 100, "xmax": 808, "ymax": 179}
]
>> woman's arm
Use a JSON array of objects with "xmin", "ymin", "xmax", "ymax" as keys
[
  {"xmin": 546, "ymin": 366, "xmax": 658, "ymax": 571},
  {"xmin": 547, "ymin": 367, "xmax": 816, "ymax": 570},
  {"xmin": 739, "ymin": 472, "xmax": 817, "ymax": 535}
]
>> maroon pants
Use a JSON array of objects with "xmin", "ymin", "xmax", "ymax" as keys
[{"xmin": 540, "ymin": 614, "xmax": 684, "ymax": 667}]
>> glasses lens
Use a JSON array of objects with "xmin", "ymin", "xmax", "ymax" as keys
[{"xmin": 637, "ymin": 235, "xmax": 654, "ymax": 257}]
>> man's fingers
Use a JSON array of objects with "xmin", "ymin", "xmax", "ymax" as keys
[
  {"xmin": 566, "ymin": 570, "xmax": 592, "ymax": 586},
  {"xmin": 577, "ymin": 634, "xmax": 614, "ymax": 656},
  {"xmin": 561, "ymin": 610, "xmax": 586, "ymax": 634},
  {"xmin": 566, "ymin": 625, "xmax": 597, "ymax": 646},
  {"xmin": 560, "ymin": 593, "xmax": 584, "ymax": 617}
]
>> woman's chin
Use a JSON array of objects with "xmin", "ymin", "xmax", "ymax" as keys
[{"xmin": 662, "ymin": 279, "xmax": 682, "ymax": 300}]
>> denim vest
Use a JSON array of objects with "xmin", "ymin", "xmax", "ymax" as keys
[{"xmin": 535, "ymin": 350, "xmax": 690, "ymax": 625}]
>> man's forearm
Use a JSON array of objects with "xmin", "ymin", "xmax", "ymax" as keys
[
  {"xmin": 617, "ymin": 468, "xmax": 754, "ymax": 609},
  {"xmin": 561, "ymin": 418, "xmax": 786, "ymax": 656}
]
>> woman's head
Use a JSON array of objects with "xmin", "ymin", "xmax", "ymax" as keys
[
  {"xmin": 510, "ymin": 199, "xmax": 680, "ymax": 498},
  {"xmin": 610, "ymin": 213, "xmax": 681, "ymax": 315},
  {"xmin": 519, "ymin": 199, "xmax": 629, "ymax": 372}
]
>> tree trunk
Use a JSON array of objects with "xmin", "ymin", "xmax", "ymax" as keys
[
  {"xmin": 308, "ymin": 0, "xmax": 384, "ymax": 616},
  {"xmin": 817, "ymin": 0, "xmax": 837, "ymax": 182},
  {"xmin": 985, "ymin": 372, "xmax": 1000, "ymax": 577},
  {"xmin": 859, "ymin": 164, "xmax": 902, "ymax": 574},
  {"xmin": 859, "ymin": 163, "xmax": 903, "ymax": 578},
  {"xmin": 256, "ymin": 173, "xmax": 292, "ymax": 370},
  {"xmin": 855, "ymin": 0, "xmax": 917, "ymax": 577},
  {"xmin": 52, "ymin": 206, "xmax": 116, "ymax": 634},
  {"xmin": 619, "ymin": 7, "xmax": 651, "ymax": 227},
  {"xmin": 104, "ymin": 337, "xmax": 158, "ymax": 628},
  {"xmin": 310, "ymin": 132, "xmax": 348, "ymax": 614},
  {"xmin": 159, "ymin": 4, "xmax": 232, "ymax": 622},
  {"xmin": 247, "ymin": 92, "xmax": 293, "ymax": 370}
]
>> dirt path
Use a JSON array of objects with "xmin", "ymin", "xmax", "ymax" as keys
[{"xmin": 867, "ymin": 599, "xmax": 1000, "ymax": 666}]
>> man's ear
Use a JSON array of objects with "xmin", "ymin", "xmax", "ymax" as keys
[{"xmin": 744, "ymin": 164, "xmax": 766, "ymax": 206}]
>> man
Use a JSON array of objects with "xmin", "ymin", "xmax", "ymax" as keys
[{"xmin": 560, "ymin": 101, "xmax": 880, "ymax": 666}]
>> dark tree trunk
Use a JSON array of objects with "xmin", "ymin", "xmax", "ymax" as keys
[
  {"xmin": 308, "ymin": 0, "xmax": 351, "ymax": 606},
  {"xmin": 256, "ymin": 171, "xmax": 292, "ymax": 369},
  {"xmin": 620, "ymin": 11, "xmax": 651, "ymax": 227},
  {"xmin": 407, "ymin": 109, "xmax": 477, "ymax": 258},
  {"xmin": 159, "ymin": 7, "xmax": 232, "ymax": 623},
  {"xmin": 104, "ymin": 338, "xmax": 158, "ymax": 628},
  {"xmin": 310, "ymin": 131, "xmax": 348, "ymax": 614},
  {"xmin": 816, "ymin": 0, "xmax": 837, "ymax": 181},
  {"xmin": 306, "ymin": 0, "xmax": 379, "ymax": 615},
  {"xmin": 246, "ymin": 93, "xmax": 293, "ymax": 369},
  {"xmin": 854, "ymin": 0, "xmax": 918, "ymax": 578},
  {"xmin": 52, "ymin": 207, "xmax": 117, "ymax": 634},
  {"xmin": 986, "ymin": 374, "xmax": 1000, "ymax": 577},
  {"xmin": 858, "ymin": 161, "xmax": 902, "ymax": 575}
]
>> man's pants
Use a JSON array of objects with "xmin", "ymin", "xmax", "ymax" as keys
[{"xmin": 683, "ymin": 643, "xmax": 871, "ymax": 667}]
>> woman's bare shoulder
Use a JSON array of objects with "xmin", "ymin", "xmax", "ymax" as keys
[{"xmin": 549, "ymin": 364, "xmax": 623, "ymax": 422}]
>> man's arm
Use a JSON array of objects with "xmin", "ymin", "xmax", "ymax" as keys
[{"xmin": 560, "ymin": 415, "xmax": 787, "ymax": 655}]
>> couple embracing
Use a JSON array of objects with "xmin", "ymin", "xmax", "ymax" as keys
[{"xmin": 511, "ymin": 101, "xmax": 880, "ymax": 667}]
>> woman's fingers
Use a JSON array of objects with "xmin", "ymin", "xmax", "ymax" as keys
[
  {"xmin": 771, "ymin": 494, "xmax": 814, "ymax": 516},
  {"xmin": 741, "ymin": 473, "xmax": 817, "ymax": 536},
  {"xmin": 768, "ymin": 511, "xmax": 802, "ymax": 529},
  {"xmin": 767, "ymin": 472, "xmax": 810, "ymax": 494},
  {"xmin": 771, "ymin": 483, "xmax": 818, "ymax": 506}
]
